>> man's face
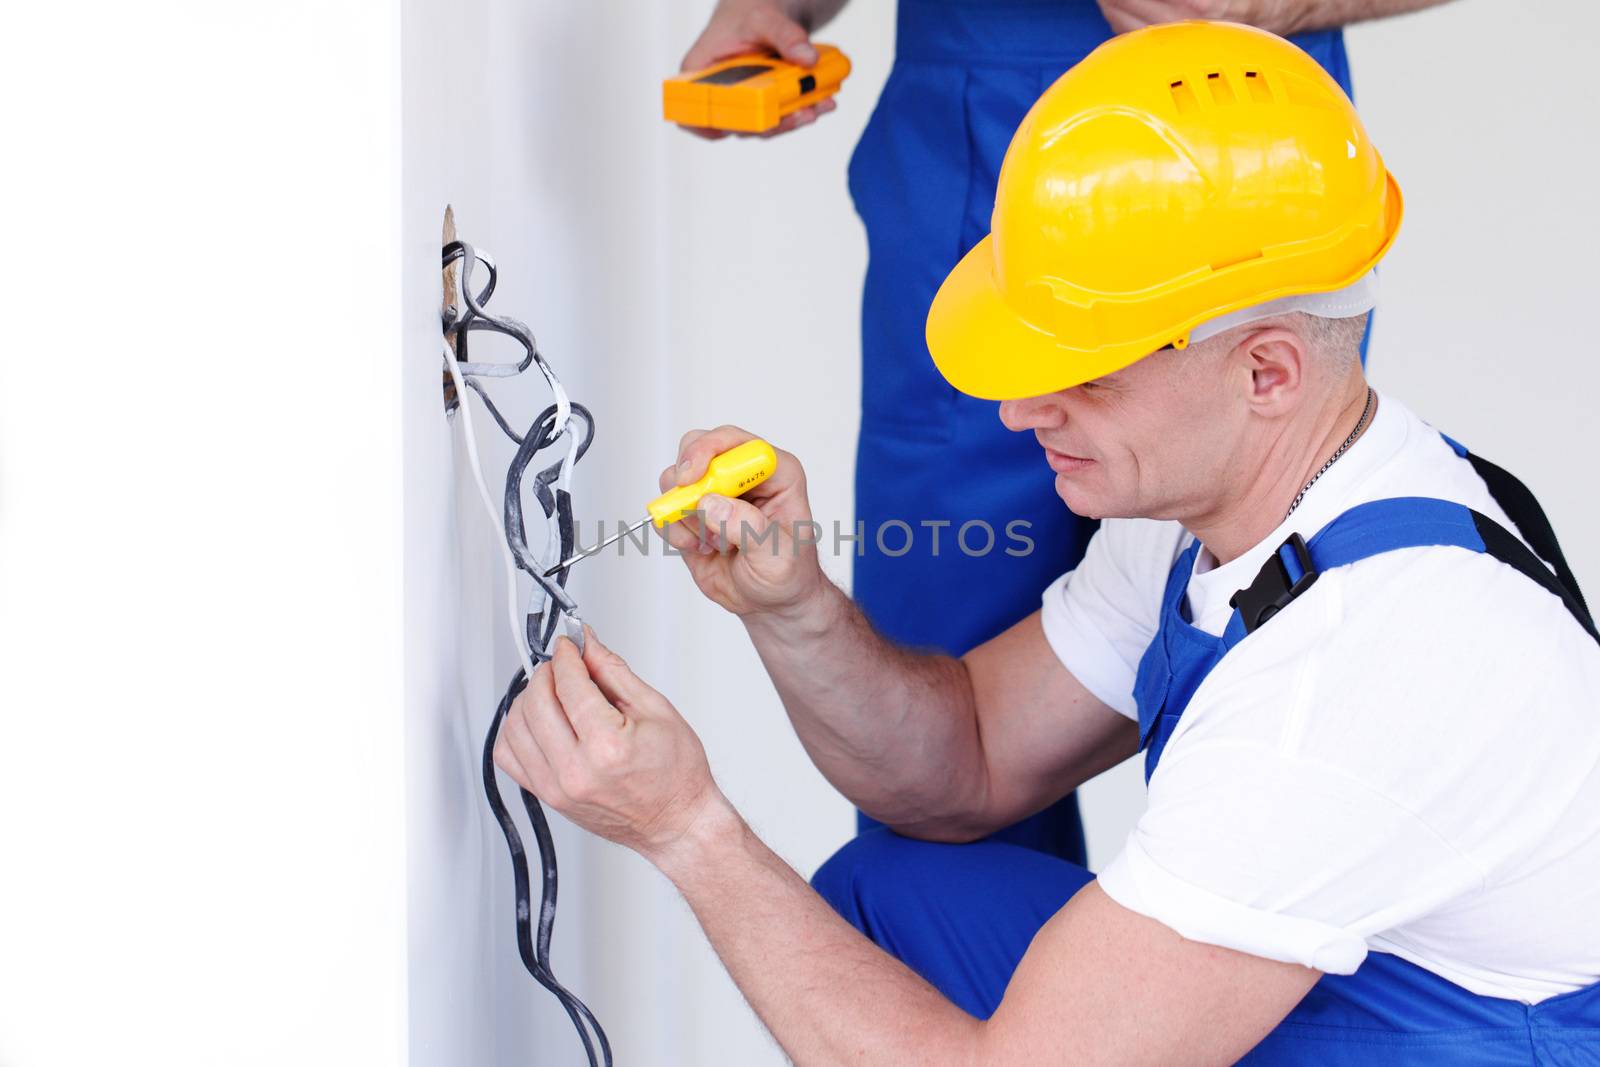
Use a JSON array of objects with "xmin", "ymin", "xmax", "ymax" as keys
[{"xmin": 998, "ymin": 344, "xmax": 1245, "ymax": 522}]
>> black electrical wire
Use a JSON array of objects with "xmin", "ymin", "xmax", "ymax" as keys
[
  {"xmin": 482, "ymin": 674, "xmax": 612, "ymax": 1067},
  {"xmin": 445, "ymin": 240, "xmax": 612, "ymax": 1066},
  {"xmin": 506, "ymin": 402, "xmax": 594, "ymax": 654},
  {"xmin": 463, "ymin": 377, "xmax": 525, "ymax": 445}
]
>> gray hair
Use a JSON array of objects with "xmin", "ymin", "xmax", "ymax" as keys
[{"xmin": 1294, "ymin": 311, "xmax": 1369, "ymax": 370}]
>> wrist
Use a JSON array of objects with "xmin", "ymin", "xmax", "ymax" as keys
[
  {"xmin": 1231, "ymin": 0, "xmax": 1310, "ymax": 35},
  {"xmin": 744, "ymin": 566, "xmax": 840, "ymax": 641},
  {"xmin": 648, "ymin": 790, "xmax": 747, "ymax": 888},
  {"xmin": 716, "ymin": 0, "xmax": 783, "ymax": 15}
]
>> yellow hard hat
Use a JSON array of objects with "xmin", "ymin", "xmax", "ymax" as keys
[{"xmin": 925, "ymin": 21, "xmax": 1403, "ymax": 401}]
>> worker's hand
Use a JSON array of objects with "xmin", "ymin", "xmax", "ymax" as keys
[
  {"xmin": 1096, "ymin": 0, "xmax": 1305, "ymax": 36},
  {"xmin": 678, "ymin": 0, "xmax": 837, "ymax": 140},
  {"xmin": 494, "ymin": 632, "xmax": 729, "ymax": 863},
  {"xmin": 661, "ymin": 425, "xmax": 825, "ymax": 619}
]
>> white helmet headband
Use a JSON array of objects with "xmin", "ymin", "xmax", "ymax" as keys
[{"xmin": 1187, "ymin": 271, "xmax": 1379, "ymax": 346}]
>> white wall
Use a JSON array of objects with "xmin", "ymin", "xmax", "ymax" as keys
[
  {"xmin": 0, "ymin": 2, "xmax": 407, "ymax": 1065},
  {"xmin": 1349, "ymin": 0, "xmax": 1600, "ymax": 582},
  {"xmin": 398, "ymin": 2, "xmax": 678, "ymax": 1064},
  {"xmin": 399, "ymin": 2, "xmax": 896, "ymax": 1063}
]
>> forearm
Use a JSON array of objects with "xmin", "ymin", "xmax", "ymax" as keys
[
  {"xmin": 655, "ymin": 799, "xmax": 982, "ymax": 1066},
  {"xmin": 1244, "ymin": 0, "xmax": 1455, "ymax": 34},
  {"xmin": 743, "ymin": 581, "xmax": 987, "ymax": 831},
  {"xmin": 497, "ymin": 635, "xmax": 1318, "ymax": 1067}
]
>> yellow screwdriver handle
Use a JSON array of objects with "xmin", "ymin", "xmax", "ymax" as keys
[{"xmin": 647, "ymin": 439, "xmax": 778, "ymax": 528}]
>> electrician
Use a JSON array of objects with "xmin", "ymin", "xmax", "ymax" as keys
[
  {"xmin": 498, "ymin": 22, "xmax": 1600, "ymax": 1065},
  {"xmin": 677, "ymin": 0, "xmax": 1457, "ymax": 861}
]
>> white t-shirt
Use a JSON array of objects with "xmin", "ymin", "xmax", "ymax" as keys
[{"xmin": 1041, "ymin": 391, "xmax": 1600, "ymax": 1003}]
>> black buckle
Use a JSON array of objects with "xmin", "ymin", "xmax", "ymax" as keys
[{"xmin": 1230, "ymin": 532, "xmax": 1320, "ymax": 634}]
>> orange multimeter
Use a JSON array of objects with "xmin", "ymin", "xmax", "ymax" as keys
[{"xmin": 663, "ymin": 45, "xmax": 851, "ymax": 133}]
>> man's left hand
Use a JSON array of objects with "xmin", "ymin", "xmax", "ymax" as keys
[
  {"xmin": 1096, "ymin": 0, "xmax": 1303, "ymax": 36},
  {"xmin": 494, "ymin": 632, "xmax": 725, "ymax": 863}
]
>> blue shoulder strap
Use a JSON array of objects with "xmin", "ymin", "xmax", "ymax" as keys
[{"xmin": 1230, "ymin": 447, "xmax": 1598, "ymax": 645}]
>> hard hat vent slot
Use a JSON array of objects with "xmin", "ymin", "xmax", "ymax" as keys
[
  {"xmin": 1206, "ymin": 71, "xmax": 1235, "ymax": 105},
  {"xmin": 1244, "ymin": 70, "xmax": 1273, "ymax": 103},
  {"xmin": 1169, "ymin": 79, "xmax": 1199, "ymax": 114}
]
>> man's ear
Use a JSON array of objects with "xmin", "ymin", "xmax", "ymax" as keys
[{"xmin": 1230, "ymin": 326, "xmax": 1307, "ymax": 414}]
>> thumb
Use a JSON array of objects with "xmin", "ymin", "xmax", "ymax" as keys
[{"xmin": 581, "ymin": 628, "xmax": 652, "ymax": 709}]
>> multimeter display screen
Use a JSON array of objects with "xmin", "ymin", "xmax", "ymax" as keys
[{"xmin": 694, "ymin": 64, "xmax": 772, "ymax": 85}]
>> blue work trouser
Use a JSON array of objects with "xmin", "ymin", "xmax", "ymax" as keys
[
  {"xmin": 813, "ymin": 830, "xmax": 1600, "ymax": 1064},
  {"xmin": 814, "ymin": 829, "xmax": 1095, "ymax": 1019}
]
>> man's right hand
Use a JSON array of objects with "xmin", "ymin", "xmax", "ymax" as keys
[
  {"xmin": 678, "ymin": 0, "xmax": 838, "ymax": 140},
  {"xmin": 659, "ymin": 425, "xmax": 825, "ymax": 619}
]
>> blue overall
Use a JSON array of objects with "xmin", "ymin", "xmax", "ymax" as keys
[
  {"xmin": 817, "ymin": 440, "xmax": 1600, "ymax": 1061},
  {"xmin": 847, "ymin": 0, "xmax": 1355, "ymax": 857}
]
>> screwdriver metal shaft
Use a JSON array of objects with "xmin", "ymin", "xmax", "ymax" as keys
[
  {"xmin": 542, "ymin": 439, "xmax": 779, "ymax": 578},
  {"xmin": 544, "ymin": 517, "xmax": 652, "ymax": 576}
]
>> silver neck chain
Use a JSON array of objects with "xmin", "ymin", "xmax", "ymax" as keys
[{"xmin": 1285, "ymin": 387, "xmax": 1375, "ymax": 518}]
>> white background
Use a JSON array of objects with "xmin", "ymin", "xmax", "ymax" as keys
[
  {"xmin": 2, "ymin": 2, "xmax": 409, "ymax": 1065},
  {"xmin": 1, "ymin": 1, "xmax": 1596, "ymax": 1065}
]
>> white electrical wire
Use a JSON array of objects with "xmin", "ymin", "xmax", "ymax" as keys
[
  {"xmin": 443, "ymin": 338, "xmax": 537, "ymax": 680},
  {"xmin": 446, "ymin": 241, "xmax": 587, "ymax": 666}
]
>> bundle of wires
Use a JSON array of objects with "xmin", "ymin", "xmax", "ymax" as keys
[{"xmin": 441, "ymin": 240, "xmax": 612, "ymax": 1067}]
